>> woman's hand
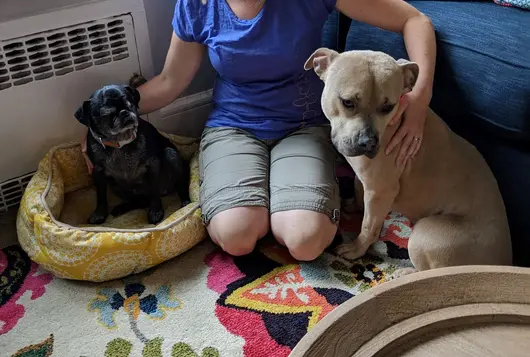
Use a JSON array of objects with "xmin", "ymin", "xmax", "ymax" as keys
[
  {"xmin": 385, "ymin": 89, "xmax": 429, "ymax": 166},
  {"xmin": 81, "ymin": 132, "xmax": 94, "ymax": 175}
]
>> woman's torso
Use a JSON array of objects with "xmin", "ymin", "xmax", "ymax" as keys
[{"xmin": 173, "ymin": 0, "xmax": 336, "ymax": 139}]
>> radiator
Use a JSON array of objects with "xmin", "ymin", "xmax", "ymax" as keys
[{"xmin": 0, "ymin": 0, "xmax": 154, "ymax": 210}]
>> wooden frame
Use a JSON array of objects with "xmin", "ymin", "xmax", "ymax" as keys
[{"xmin": 290, "ymin": 265, "xmax": 530, "ymax": 357}]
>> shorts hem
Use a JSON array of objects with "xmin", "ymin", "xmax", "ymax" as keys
[
  {"xmin": 200, "ymin": 185, "xmax": 269, "ymax": 225},
  {"xmin": 270, "ymin": 202, "xmax": 340, "ymax": 223},
  {"xmin": 202, "ymin": 201, "xmax": 269, "ymax": 225}
]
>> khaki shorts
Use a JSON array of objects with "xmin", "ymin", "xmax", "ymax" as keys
[{"xmin": 199, "ymin": 125, "xmax": 340, "ymax": 225}]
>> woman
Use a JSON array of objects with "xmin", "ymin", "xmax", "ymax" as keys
[{"xmin": 127, "ymin": 0, "xmax": 435, "ymax": 260}]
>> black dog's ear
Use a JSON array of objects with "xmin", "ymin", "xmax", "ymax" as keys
[
  {"xmin": 74, "ymin": 101, "xmax": 92, "ymax": 127},
  {"xmin": 125, "ymin": 85, "xmax": 141, "ymax": 107}
]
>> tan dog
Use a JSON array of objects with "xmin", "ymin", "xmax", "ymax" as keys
[{"xmin": 304, "ymin": 48, "xmax": 512, "ymax": 276}]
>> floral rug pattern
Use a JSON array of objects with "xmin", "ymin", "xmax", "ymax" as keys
[{"xmin": 1, "ymin": 165, "xmax": 414, "ymax": 357}]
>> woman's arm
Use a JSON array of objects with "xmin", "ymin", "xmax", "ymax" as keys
[
  {"xmin": 138, "ymin": 32, "xmax": 205, "ymax": 114},
  {"xmin": 336, "ymin": 0, "xmax": 436, "ymax": 164},
  {"xmin": 336, "ymin": 0, "xmax": 435, "ymax": 99}
]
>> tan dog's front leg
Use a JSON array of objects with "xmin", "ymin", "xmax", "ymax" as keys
[{"xmin": 336, "ymin": 188, "xmax": 397, "ymax": 260}]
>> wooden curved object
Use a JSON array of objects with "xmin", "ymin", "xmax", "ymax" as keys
[{"xmin": 290, "ymin": 266, "xmax": 530, "ymax": 357}]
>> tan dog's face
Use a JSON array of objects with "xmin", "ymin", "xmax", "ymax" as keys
[{"xmin": 304, "ymin": 49, "xmax": 419, "ymax": 158}]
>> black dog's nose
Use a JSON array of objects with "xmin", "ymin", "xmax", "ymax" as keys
[
  {"xmin": 119, "ymin": 110, "xmax": 129, "ymax": 119},
  {"xmin": 119, "ymin": 110, "xmax": 136, "ymax": 126}
]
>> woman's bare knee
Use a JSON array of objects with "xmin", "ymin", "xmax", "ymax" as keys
[
  {"xmin": 208, "ymin": 206, "xmax": 269, "ymax": 256},
  {"xmin": 271, "ymin": 210, "xmax": 337, "ymax": 261}
]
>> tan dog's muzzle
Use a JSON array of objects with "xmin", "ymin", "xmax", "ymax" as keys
[{"xmin": 333, "ymin": 125, "xmax": 380, "ymax": 159}]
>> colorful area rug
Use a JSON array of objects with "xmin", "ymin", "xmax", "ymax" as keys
[
  {"xmin": 1, "ymin": 165, "xmax": 414, "ymax": 357},
  {"xmin": 493, "ymin": 0, "xmax": 529, "ymax": 9}
]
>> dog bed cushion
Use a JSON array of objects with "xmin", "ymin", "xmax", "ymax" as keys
[{"xmin": 17, "ymin": 133, "xmax": 206, "ymax": 282}]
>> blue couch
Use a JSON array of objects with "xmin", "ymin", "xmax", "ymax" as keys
[{"xmin": 322, "ymin": 2, "xmax": 530, "ymax": 266}]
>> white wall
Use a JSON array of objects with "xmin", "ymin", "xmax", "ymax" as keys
[{"xmin": 0, "ymin": 0, "xmax": 104, "ymax": 22}]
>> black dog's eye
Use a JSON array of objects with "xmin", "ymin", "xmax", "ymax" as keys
[
  {"xmin": 380, "ymin": 104, "xmax": 395, "ymax": 114},
  {"xmin": 341, "ymin": 98, "xmax": 356, "ymax": 109}
]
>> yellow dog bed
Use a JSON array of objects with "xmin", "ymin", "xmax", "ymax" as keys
[{"xmin": 17, "ymin": 134, "xmax": 206, "ymax": 282}]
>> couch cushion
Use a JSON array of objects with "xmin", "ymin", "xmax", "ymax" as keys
[{"xmin": 339, "ymin": 2, "xmax": 530, "ymax": 139}]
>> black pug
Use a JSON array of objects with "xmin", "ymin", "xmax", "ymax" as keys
[{"xmin": 74, "ymin": 84, "xmax": 189, "ymax": 225}]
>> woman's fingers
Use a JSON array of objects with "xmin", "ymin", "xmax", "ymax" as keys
[
  {"xmin": 404, "ymin": 137, "xmax": 421, "ymax": 164},
  {"xmin": 396, "ymin": 134, "xmax": 414, "ymax": 167},
  {"xmin": 82, "ymin": 151, "xmax": 94, "ymax": 175},
  {"xmin": 407, "ymin": 136, "xmax": 421, "ymax": 157},
  {"xmin": 413, "ymin": 137, "xmax": 422, "ymax": 156},
  {"xmin": 81, "ymin": 132, "xmax": 93, "ymax": 174},
  {"xmin": 386, "ymin": 125, "xmax": 408, "ymax": 155},
  {"xmin": 388, "ymin": 95, "xmax": 409, "ymax": 127}
]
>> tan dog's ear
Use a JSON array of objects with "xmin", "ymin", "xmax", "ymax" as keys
[
  {"xmin": 397, "ymin": 59, "xmax": 419, "ymax": 93},
  {"xmin": 304, "ymin": 48, "xmax": 339, "ymax": 79}
]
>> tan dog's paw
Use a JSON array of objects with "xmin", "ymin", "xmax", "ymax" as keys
[
  {"xmin": 389, "ymin": 267, "xmax": 417, "ymax": 280},
  {"xmin": 335, "ymin": 241, "xmax": 368, "ymax": 260}
]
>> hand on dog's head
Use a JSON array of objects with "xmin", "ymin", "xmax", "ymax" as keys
[{"xmin": 74, "ymin": 85, "xmax": 140, "ymax": 141}]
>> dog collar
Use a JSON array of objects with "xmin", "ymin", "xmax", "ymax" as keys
[{"xmin": 90, "ymin": 128, "xmax": 137, "ymax": 149}]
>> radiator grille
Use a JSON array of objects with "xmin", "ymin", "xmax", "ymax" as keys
[
  {"xmin": 0, "ymin": 172, "xmax": 34, "ymax": 212},
  {"xmin": 0, "ymin": 15, "xmax": 131, "ymax": 91}
]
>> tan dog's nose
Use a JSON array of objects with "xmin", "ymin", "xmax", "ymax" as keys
[
  {"xmin": 358, "ymin": 133, "xmax": 378, "ymax": 153},
  {"xmin": 334, "ymin": 126, "xmax": 380, "ymax": 158},
  {"xmin": 355, "ymin": 127, "xmax": 379, "ymax": 158}
]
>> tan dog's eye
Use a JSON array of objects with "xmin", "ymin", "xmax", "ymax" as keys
[
  {"xmin": 341, "ymin": 98, "xmax": 356, "ymax": 110},
  {"xmin": 380, "ymin": 104, "xmax": 395, "ymax": 114}
]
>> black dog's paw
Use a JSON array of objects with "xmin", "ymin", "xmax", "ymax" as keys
[
  {"xmin": 88, "ymin": 210, "xmax": 108, "ymax": 224},
  {"xmin": 148, "ymin": 208, "xmax": 164, "ymax": 225}
]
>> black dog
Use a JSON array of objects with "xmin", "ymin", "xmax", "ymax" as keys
[{"xmin": 74, "ymin": 84, "xmax": 189, "ymax": 225}]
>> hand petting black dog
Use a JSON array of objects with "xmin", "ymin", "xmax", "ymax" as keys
[{"xmin": 74, "ymin": 84, "xmax": 189, "ymax": 225}]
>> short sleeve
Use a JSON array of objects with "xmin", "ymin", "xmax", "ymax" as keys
[
  {"xmin": 322, "ymin": 0, "xmax": 338, "ymax": 13},
  {"xmin": 172, "ymin": 0, "xmax": 202, "ymax": 43}
]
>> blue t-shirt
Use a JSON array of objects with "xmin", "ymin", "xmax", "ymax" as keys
[{"xmin": 173, "ymin": 0, "xmax": 336, "ymax": 140}]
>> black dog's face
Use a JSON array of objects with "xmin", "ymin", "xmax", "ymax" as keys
[{"xmin": 75, "ymin": 85, "xmax": 140, "ymax": 142}]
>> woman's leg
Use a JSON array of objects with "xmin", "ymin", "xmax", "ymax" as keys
[
  {"xmin": 200, "ymin": 127, "xmax": 270, "ymax": 256},
  {"xmin": 270, "ymin": 126, "xmax": 340, "ymax": 261}
]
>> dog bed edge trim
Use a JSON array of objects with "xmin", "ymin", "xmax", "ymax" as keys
[{"xmin": 39, "ymin": 142, "xmax": 201, "ymax": 233}]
